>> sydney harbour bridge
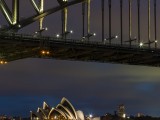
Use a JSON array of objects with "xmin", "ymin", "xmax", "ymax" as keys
[{"xmin": 0, "ymin": 0, "xmax": 160, "ymax": 67}]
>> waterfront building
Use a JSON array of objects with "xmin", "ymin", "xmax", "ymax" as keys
[{"xmin": 30, "ymin": 97, "xmax": 84, "ymax": 120}]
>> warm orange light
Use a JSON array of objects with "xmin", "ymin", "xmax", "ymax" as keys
[
  {"xmin": 41, "ymin": 50, "xmax": 45, "ymax": 54},
  {"xmin": 41, "ymin": 50, "xmax": 50, "ymax": 55},
  {"xmin": 0, "ymin": 61, "xmax": 4, "ymax": 64},
  {"xmin": 0, "ymin": 60, "xmax": 8, "ymax": 65},
  {"xmin": 46, "ymin": 51, "xmax": 50, "ymax": 55}
]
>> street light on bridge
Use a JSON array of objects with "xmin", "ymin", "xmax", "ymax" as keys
[
  {"xmin": 35, "ymin": 27, "xmax": 48, "ymax": 36},
  {"xmin": 139, "ymin": 42, "xmax": 144, "ymax": 48},
  {"xmin": 139, "ymin": 40, "xmax": 158, "ymax": 49},
  {"xmin": 104, "ymin": 35, "xmax": 118, "ymax": 44},
  {"xmin": 82, "ymin": 33, "xmax": 96, "ymax": 41},
  {"xmin": 56, "ymin": 30, "xmax": 73, "ymax": 39},
  {"xmin": 124, "ymin": 37, "xmax": 137, "ymax": 47}
]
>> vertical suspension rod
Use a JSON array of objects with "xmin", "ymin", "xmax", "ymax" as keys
[
  {"xmin": 108, "ymin": 0, "xmax": 111, "ymax": 44},
  {"xmin": 154, "ymin": 0, "xmax": 157, "ymax": 41},
  {"xmin": 87, "ymin": 0, "xmax": 91, "ymax": 40},
  {"xmin": 82, "ymin": 2, "xmax": 85, "ymax": 37},
  {"xmin": 137, "ymin": 0, "xmax": 140, "ymax": 44},
  {"xmin": 129, "ymin": 0, "xmax": 132, "ymax": 47},
  {"xmin": 102, "ymin": 0, "xmax": 104, "ymax": 42},
  {"xmin": 61, "ymin": 10, "xmax": 64, "ymax": 37},
  {"xmin": 120, "ymin": 0, "xmax": 123, "ymax": 45},
  {"xmin": 148, "ymin": 0, "xmax": 151, "ymax": 48}
]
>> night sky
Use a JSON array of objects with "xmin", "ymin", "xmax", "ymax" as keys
[{"xmin": 0, "ymin": 0, "xmax": 160, "ymax": 118}]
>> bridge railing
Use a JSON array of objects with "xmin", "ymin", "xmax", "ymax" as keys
[{"xmin": 0, "ymin": 32, "xmax": 160, "ymax": 53}]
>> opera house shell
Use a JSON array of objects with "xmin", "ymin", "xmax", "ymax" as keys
[{"xmin": 31, "ymin": 97, "xmax": 85, "ymax": 120}]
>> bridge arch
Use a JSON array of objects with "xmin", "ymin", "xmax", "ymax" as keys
[{"xmin": 4, "ymin": 0, "xmax": 86, "ymax": 32}]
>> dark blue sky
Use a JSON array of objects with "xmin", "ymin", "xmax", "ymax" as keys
[{"xmin": 0, "ymin": 0, "xmax": 160, "ymax": 118}]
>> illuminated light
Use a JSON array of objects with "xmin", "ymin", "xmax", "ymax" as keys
[
  {"xmin": 0, "ymin": 60, "xmax": 7, "ymax": 65},
  {"xmin": 89, "ymin": 114, "xmax": 93, "ymax": 118},
  {"xmin": 0, "ymin": 61, "xmax": 4, "ymax": 64},
  {"xmin": 56, "ymin": 34, "xmax": 60, "ymax": 38},
  {"xmin": 35, "ymin": 31, "xmax": 38, "ymax": 34},
  {"xmin": 70, "ymin": 30, "xmax": 73, "ymax": 34},
  {"xmin": 93, "ymin": 33, "xmax": 96, "ymax": 36},
  {"xmin": 46, "ymin": 51, "xmax": 50, "ymax": 55},
  {"xmin": 54, "ymin": 116, "xmax": 57, "ymax": 119},
  {"xmin": 18, "ymin": 24, "xmax": 21, "ymax": 28},
  {"xmin": 41, "ymin": 50, "xmax": 50, "ymax": 55},
  {"xmin": 139, "ymin": 42, "xmax": 143, "ymax": 47},
  {"xmin": 45, "ymin": 27, "xmax": 48, "ymax": 31},
  {"xmin": 155, "ymin": 40, "xmax": 158, "ymax": 43},
  {"xmin": 123, "ymin": 114, "xmax": 126, "ymax": 118},
  {"xmin": 115, "ymin": 35, "xmax": 118, "ymax": 39},
  {"xmin": 41, "ymin": 50, "xmax": 45, "ymax": 54}
]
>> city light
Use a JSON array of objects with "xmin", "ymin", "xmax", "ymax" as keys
[
  {"xmin": 89, "ymin": 114, "xmax": 93, "ymax": 118},
  {"xmin": 54, "ymin": 116, "xmax": 57, "ymax": 119},
  {"xmin": 122, "ymin": 114, "xmax": 126, "ymax": 118}
]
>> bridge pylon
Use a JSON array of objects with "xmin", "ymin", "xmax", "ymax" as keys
[
  {"xmin": 57, "ymin": 0, "xmax": 68, "ymax": 39},
  {"xmin": 30, "ymin": 0, "xmax": 44, "ymax": 31}
]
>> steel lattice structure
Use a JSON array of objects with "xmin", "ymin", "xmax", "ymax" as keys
[{"xmin": 0, "ymin": 0, "xmax": 160, "ymax": 67}]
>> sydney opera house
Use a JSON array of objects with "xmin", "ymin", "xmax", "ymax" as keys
[{"xmin": 30, "ymin": 97, "xmax": 85, "ymax": 120}]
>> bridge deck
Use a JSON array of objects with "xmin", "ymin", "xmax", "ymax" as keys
[{"xmin": 0, "ymin": 33, "xmax": 160, "ymax": 67}]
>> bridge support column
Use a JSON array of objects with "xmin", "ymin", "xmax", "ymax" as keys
[
  {"xmin": 108, "ymin": 0, "xmax": 111, "ymax": 44},
  {"xmin": 101, "ymin": 0, "xmax": 104, "ymax": 42},
  {"xmin": 64, "ymin": 8, "xmax": 68, "ymax": 36},
  {"xmin": 82, "ymin": 2, "xmax": 85, "ymax": 38},
  {"xmin": 12, "ymin": 0, "xmax": 19, "ymax": 25},
  {"xmin": 120, "ymin": 0, "xmax": 123, "ymax": 45},
  {"xmin": 137, "ymin": 0, "xmax": 140, "ymax": 44},
  {"xmin": 30, "ymin": 0, "xmax": 44, "ymax": 32},
  {"xmin": 148, "ymin": 0, "xmax": 151, "ymax": 48},
  {"xmin": 87, "ymin": 0, "xmax": 91, "ymax": 40},
  {"xmin": 39, "ymin": 0, "xmax": 44, "ymax": 31},
  {"xmin": 61, "ymin": 8, "xmax": 68, "ymax": 39},
  {"xmin": 129, "ymin": 0, "xmax": 132, "ymax": 47},
  {"xmin": 154, "ymin": 0, "xmax": 157, "ymax": 41}
]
